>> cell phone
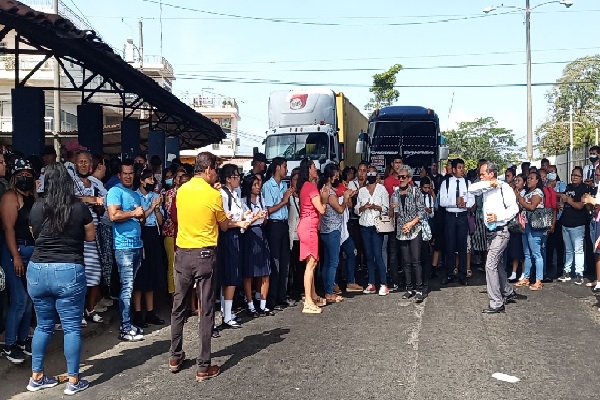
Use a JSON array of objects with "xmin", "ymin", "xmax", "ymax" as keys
[{"xmin": 199, "ymin": 250, "xmax": 213, "ymax": 258}]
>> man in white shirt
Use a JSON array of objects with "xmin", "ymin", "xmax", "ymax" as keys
[
  {"xmin": 583, "ymin": 146, "xmax": 600, "ymax": 185},
  {"xmin": 469, "ymin": 161, "xmax": 525, "ymax": 313},
  {"xmin": 439, "ymin": 158, "xmax": 474, "ymax": 285}
]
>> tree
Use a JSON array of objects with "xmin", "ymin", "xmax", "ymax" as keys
[
  {"xmin": 536, "ymin": 55, "xmax": 600, "ymax": 155},
  {"xmin": 365, "ymin": 64, "xmax": 403, "ymax": 113},
  {"xmin": 443, "ymin": 117, "xmax": 519, "ymax": 171}
]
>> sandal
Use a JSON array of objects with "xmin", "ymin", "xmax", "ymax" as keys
[
  {"xmin": 529, "ymin": 281, "xmax": 543, "ymax": 291},
  {"xmin": 467, "ymin": 270, "xmax": 473, "ymax": 278},
  {"xmin": 313, "ymin": 297, "xmax": 327, "ymax": 307},
  {"xmin": 515, "ymin": 278, "xmax": 530, "ymax": 287},
  {"xmin": 302, "ymin": 303, "xmax": 322, "ymax": 314},
  {"xmin": 85, "ymin": 310, "xmax": 103, "ymax": 323},
  {"xmin": 325, "ymin": 294, "xmax": 344, "ymax": 303}
]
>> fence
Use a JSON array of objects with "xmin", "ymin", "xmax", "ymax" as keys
[{"xmin": 548, "ymin": 146, "xmax": 589, "ymax": 182}]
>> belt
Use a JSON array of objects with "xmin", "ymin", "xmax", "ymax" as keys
[
  {"xmin": 447, "ymin": 211, "xmax": 467, "ymax": 218},
  {"xmin": 491, "ymin": 225, "xmax": 507, "ymax": 232},
  {"xmin": 268, "ymin": 219, "xmax": 287, "ymax": 223},
  {"xmin": 16, "ymin": 239, "xmax": 35, "ymax": 246},
  {"xmin": 200, "ymin": 246, "xmax": 216, "ymax": 250}
]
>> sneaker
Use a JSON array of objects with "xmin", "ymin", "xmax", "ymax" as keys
[
  {"xmin": 414, "ymin": 292, "xmax": 425, "ymax": 303},
  {"xmin": 132, "ymin": 325, "xmax": 145, "ymax": 336},
  {"xmin": 17, "ymin": 338, "xmax": 32, "ymax": 356},
  {"xmin": 119, "ymin": 328, "xmax": 144, "ymax": 342},
  {"xmin": 27, "ymin": 375, "xmax": 59, "ymax": 391},
  {"xmin": 64, "ymin": 378, "xmax": 89, "ymax": 395},
  {"xmin": 81, "ymin": 318, "xmax": 87, "ymax": 328},
  {"xmin": 55, "ymin": 324, "xmax": 62, "ymax": 331},
  {"xmin": 508, "ymin": 271, "xmax": 517, "ymax": 281},
  {"xmin": 592, "ymin": 283, "xmax": 600, "ymax": 294},
  {"xmin": 85, "ymin": 310, "xmax": 103, "ymax": 323},
  {"xmin": 346, "ymin": 283, "xmax": 363, "ymax": 293},
  {"xmin": 558, "ymin": 272, "xmax": 571, "ymax": 282},
  {"xmin": 378, "ymin": 285, "xmax": 389, "ymax": 296},
  {"xmin": 389, "ymin": 283, "xmax": 399, "ymax": 292},
  {"xmin": 574, "ymin": 274, "xmax": 585, "ymax": 285},
  {"xmin": 363, "ymin": 284, "xmax": 376, "ymax": 294},
  {"xmin": 402, "ymin": 290, "xmax": 415, "ymax": 299},
  {"xmin": 3, "ymin": 344, "xmax": 26, "ymax": 364}
]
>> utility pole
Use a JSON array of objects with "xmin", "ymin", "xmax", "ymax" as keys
[
  {"xmin": 138, "ymin": 19, "xmax": 144, "ymax": 70},
  {"xmin": 525, "ymin": 0, "xmax": 533, "ymax": 161},
  {"xmin": 569, "ymin": 104, "xmax": 574, "ymax": 173},
  {"xmin": 53, "ymin": 0, "xmax": 61, "ymax": 155}
]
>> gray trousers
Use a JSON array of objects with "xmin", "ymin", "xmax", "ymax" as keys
[{"xmin": 485, "ymin": 227, "xmax": 514, "ymax": 308}]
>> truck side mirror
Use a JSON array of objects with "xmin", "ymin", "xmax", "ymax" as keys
[
  {"xmin": 338, "ymin": 143, "xmax": 345, "ymax": 161},
  {"xmin": 356, "ymin": 140, "xmax": 364, "ymax": 154}
]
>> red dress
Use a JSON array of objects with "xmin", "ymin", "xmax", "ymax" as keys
[{"xmin": 298, "ymin": 182, "xmax": 320, "ymax": 261}]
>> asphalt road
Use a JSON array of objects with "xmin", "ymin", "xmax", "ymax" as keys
[{"xmin": 2, "ymin": 274, "xmax": 600, "ymax": 400}]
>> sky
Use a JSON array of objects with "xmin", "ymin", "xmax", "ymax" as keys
[{"xmin": 71, "ymin": 0, "xmax": 600, "ymax": 157}]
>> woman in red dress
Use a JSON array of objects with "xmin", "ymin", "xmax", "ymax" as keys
[{"xmin": 297, "ymin": 158, "xmax": 329, "ymax": 314}]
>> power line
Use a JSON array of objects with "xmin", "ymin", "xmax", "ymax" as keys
[
  {"xmin": 138, "ymin": 0, "xmax": 521, "ymax": 27},
  {"xmin": 170, "ymin": 46, "xmax": 600, "ymax": 66}
]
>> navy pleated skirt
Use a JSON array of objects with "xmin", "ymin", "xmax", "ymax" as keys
[
  {"xmin": 218, "ymin": 228, "xmax": 243, "ymax": 286},
  {"xmin": 243, "ymin": 224, "xmax": 271, "ymax": 278}
]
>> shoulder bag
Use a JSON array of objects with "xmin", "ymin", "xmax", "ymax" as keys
[
  {"xmin": 375, "ymin": 213, "xmax": 395, "ymax": 233},
  {"xmin": 499, "ymin": 185, "xmax": 525, "ymax": 234}
]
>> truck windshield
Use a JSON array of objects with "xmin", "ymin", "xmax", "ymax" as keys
[{"xmin": 265, "ymin": 133, "xmax": 328, "ymax": 161}]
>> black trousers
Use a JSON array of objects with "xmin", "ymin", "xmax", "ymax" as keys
[
  {"xmin": 170, "ymin": 248, "xmax": 217, "ymax": 372},
  {"xmin": 584, "ymin": 220, "xmax": 595, "ymax": 278},
  {"xmin": 401, "ymin": 233, "xmax": 423, "ymax": 291},
  {"xmin": 266, "ymin": 221, "xmax": 290, "ymax": 306},
  {"xmin": 387, "ymin": 232, "xmax": 402, "ymax": 286},
  {"xmin": 445, "ymin": 212, "xmax": 469, "ymax": 279},
  {"xmin": 420, "ymin": 240, "xmax": 432, "ymax": 292},
  {"xmin": 348, "ymin": 218, "xmax": 365, "ymax": 268},
  {"xmin": 546, "ymin": 220, "xmax": 564, "ymax": 279},
  {"xmin": 290, "ymin": 240, "xmax": 306, "ymax": 298}
]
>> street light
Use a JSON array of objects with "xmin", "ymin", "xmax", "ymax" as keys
[{"xmin": 483, "ymin": 0, "xmax": 574, "ymax": 161}]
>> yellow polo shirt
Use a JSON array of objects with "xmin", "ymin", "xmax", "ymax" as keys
[{"xmin": 176, "ymin": 177, "xmax": 227, "ymax": 249}]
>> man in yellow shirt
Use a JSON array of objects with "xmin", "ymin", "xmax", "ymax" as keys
[{"xmin": 169, "ymin": 152, "xmax": 229, "ymax": 382}]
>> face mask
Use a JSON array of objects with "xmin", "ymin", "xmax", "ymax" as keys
[
  {"xmin": 398, "ymin": 185, "xmax": 408, "ymax": 190},
  {"xmin": 366, "ymin": 176, "xmax": 377, "ymax": 184},
  {"xmin": 591, "ymin": 155, "xmax": 598, "ymax": 163},
  {"xmin": 547, "ymin": 172, "xmax": 557, "ymax": 181},
  {"xmin": 332, "ymin": 178, "xmax": 340, "ymax": 188},
  {"xmin": 77, "ymin": 171, "xmax": 90, "ymax": 179},
  {"xmin": 15, "ymin": 175, "xmax": 34, "ymax": 191},
  {"xmin": 165, "ymin": 178, "xmax": 173, "ymax": 186},
  {"xmin": 144, "ymin": 183, "xmax": 155, "ymax": 193}
]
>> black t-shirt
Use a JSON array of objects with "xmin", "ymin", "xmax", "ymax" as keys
[
  {"xmin": 29, "ymin": 201, "xmax": 93, "ymax": 264},
  {"xmin": 561, "ymin": 184, "xmax": 590, "ymax": 228}
]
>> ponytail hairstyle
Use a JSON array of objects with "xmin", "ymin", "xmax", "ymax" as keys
[{"xmin": 297, "ymin": 158, "xmax": 312, "ymax": 200}]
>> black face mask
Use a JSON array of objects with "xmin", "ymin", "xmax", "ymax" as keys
[
  {"xmin": 590, "ymin": 155, "xmax": 598, "ymax": 163},
  {"xmin": 399, "ymin": 185, "xmax": 408, "ymax": 191},
  {"xmin": 421, "ymin": 189, "xmax": 428, "ymax": 195},
  {"xmin": 366, "ymin": 176, "xmax": 377, "ymax": 184},
  {"xmin": 77, "ymin": 171, "xmax": 90, "ymax": 179},
  {"xmin": 144, "ymin": 183, "xmax": 155, "ymax": 193},
  {"xmin": 332, "ymin": 178, "xmax": 340, "ymax": 188},
  {"xmin": 15, "ymin": 175, "xmax": 34, "ymax": 191}
]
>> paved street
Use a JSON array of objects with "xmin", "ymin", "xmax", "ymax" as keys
[{"xmin": 2, "ymin": 275, "xmax": 600, "ymax": 400}]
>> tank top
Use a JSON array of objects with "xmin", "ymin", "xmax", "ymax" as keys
[{"xmin": 15, "ymin": 193, "xmax": 35, "ymax": 241}]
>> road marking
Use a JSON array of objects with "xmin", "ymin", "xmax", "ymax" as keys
[{"xmin": 492, "ymin": 373, "xmax": 520, "ymax": 383}]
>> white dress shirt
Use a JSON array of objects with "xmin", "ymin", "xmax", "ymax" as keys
[
  {"xmin": 583, "ymin": 162, "xmax": 599, "ymax": 182},
  {"xmin": 439, "ymin": 176, "xmax": 475, "ymax": 213},
  {"xmin": 468, "ymin": 180, "xmax": 519, "ymax": 227}
]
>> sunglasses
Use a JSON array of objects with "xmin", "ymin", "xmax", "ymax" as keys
[{"xmin": 398, "ymin": 175, "xmax": 408, "ymax": 180}]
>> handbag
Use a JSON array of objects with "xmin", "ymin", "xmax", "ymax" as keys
[
  {"xmin": 374, "ymin": 214, "xmax": 395, "ymax": 233},
  {"xmin": 526, "ymin": 208, "xmax": 553, "ymax": 230},
  {"xmin": 467, "ymin": 211, "xmax": 476, "ymax": 234},
  {"xmin": 508, "ymin": 214, "xmax": 525, "ymax": 234}
]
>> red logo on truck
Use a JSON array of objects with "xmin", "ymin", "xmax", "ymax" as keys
[{"xmin": 289, "ymin": 94, "xmax": 308, "ymax": 110}]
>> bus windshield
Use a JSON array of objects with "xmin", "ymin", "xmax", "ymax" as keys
[{"xmin": 265, "ymin": 133, "xmax": 328, "ymax": 161}]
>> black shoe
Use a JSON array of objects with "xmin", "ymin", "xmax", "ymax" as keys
[
  {"xmin": 259, "ymin": 308, "xmax": 275, "ymax": 316},
  {"xmin": 145, "ymin": 311, "xmax": 165, "ymax": 325},
  {"xmin": 504, "ymin": 291, "xmax": 528, "ymax": 304},
  {"xmin": 541, "ymin": 278, "xmax": 554, "ymax": 283},
  {"xmin": 574, "ymin": 274, "xmax": 585, "ymax": 285},
  {"xmin": 429, "ymin": 267, "xmax": 438, "ymax": 279},
  {"xmin": 211, "ymin": 325, "xmax": 221, "ymax": 338},
  {"xmin": 133, "ymin": 312, "xmax": 149, "ymax": 329},
  {"xmin": 222, "ymin": 320, "xmax": 242, "ymax": 329},
  {"xmin": 402, "ymin": 291, "xmax": 415, "ymax": 299},
  {"xmin": 3, "ymin": 344, "xmax": 26, "ymax": 364},
  {"xmin": 247, "ymin": 309, "xmax": 260, "ymax": 318},
  {"xmin": 592, "ymin": 285, "xmax": 600, "ymax": 294},
  {"xmin": 272, "ymin": 305, "xmax": 284, "ymax": 311},
  {"xmin": 17, "ymin": 338, "xmax": 32, "ymax": 356},
  {"xmin": 414, "ymin": 292, "xmax": 425, "ymax": 303},
  {"xmin": 441, "ymin": 277, "xmax": 453, "ymax": 285},
  {"xmin": 282, "ymin": 299, "xmax": 298, "ymax": 307},
  {"xmin": 482, "ymin": 305, "xmax": 505, "ymax": 314},
  {"xmin": 458, "ymin": 278, "xmax": 468, "ymax": 286}
]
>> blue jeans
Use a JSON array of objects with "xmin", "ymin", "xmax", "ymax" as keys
[
  {"xmin": 541, "ymin": 232, "xmax": 548, "ymax": 279},
  {"xmin": 341, "ymin": 236, "xmax": 357, "ymax": 284},
  {"xmin": 115, "ymin": 248, "xmax": 143, "ymax": 331},
  {"xmin": 522, "ymin": 225, "xmax": 544, "ymax": 281},
  {"xmin": 2, "ymin": 243, "xmax": 34, "ymax": 347},
  {"xmin": 320, "ymin": 230, "xmax": 341, "ymax": 295},
  {"xmin": 563, "ymin": 225, "xmax": 585, "ymax": 275},
  {"xmin": 26, "ymin": 262, "xmax": 86, "ymax": 377},
  {"xmin": 360, "ymin": 226, "xmax": 387, "ymax": 286}
]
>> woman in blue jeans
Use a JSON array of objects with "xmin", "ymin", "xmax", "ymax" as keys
[
  {"xmin": 25, "ymin": 163, "xmax": 95, "ymax": 395},
  {"xmin": 319, "ymin": 164, "xmax": 352, "ymax": 303},
  {"xmin": 355, "ymin": 167, "xmax": 390, "ymax": 296},
  {"xmin": 1, "ymin": 158, "xmax": 37, "ymax": 365},
  {"xmin": 515, "ymin": 171, "xmax": 545, "ymax": 291}
]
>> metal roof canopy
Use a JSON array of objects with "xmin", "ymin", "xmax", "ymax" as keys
[{"xmin": 0, "ymin": 0, "xmax": 225, "ymax": 150}]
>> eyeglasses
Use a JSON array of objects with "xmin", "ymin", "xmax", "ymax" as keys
[
  {"xmin": 230, "ymin": 175, "xmax": 240, "ymax": 179},
  {"xmin": 398, "ymin": 175, "xmax": 408, "ymax": 180}
]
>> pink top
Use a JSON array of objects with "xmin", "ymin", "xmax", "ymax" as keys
[{"xmin": 299, "ymin": 182, "xmax": 320, "ymax": 222}]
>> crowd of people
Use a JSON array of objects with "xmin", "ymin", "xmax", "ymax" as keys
[{"xmin": 1, "ymin": 140, "xmax": 600, "ymax": 390}]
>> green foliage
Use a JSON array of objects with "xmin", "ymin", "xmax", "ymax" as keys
[
  {"xmin": 536, "ymin": 55, "xmax": 600, "ymax": 155},
  {"xmin": 365, "ymin": 64, "xmax": 403, "ymax": 112},
  {"xmin": 443, "ymin": 117, "xmax": 519, "ymax": 171}
]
